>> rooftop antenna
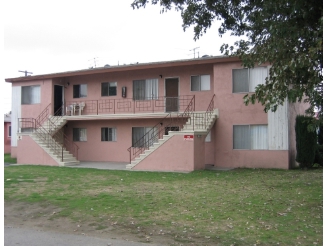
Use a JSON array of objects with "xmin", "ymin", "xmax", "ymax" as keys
[
  {"xmin": 18, "ymin": 70, "xmax": 33, "ymax": 76},
  {"xmin": 190, "ymin": 47, "xmax": 200, "ymax": 58},
  {"xmin": 88, "ymin": 57, "xmax": 99, "ymax": 68}
]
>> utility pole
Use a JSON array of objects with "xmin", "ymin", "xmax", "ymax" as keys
[
  {"xmin": 18, "ymin": 70, "xmax": 33, "ymax": 76},
  {"xmin": 190, "ymin": 47, "xmax": 200, "ymax": 58}
]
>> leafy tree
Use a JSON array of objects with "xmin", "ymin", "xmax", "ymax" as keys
[{"xmin": 132, "ymin": 0, "xmax": 323, "ymax": 126}]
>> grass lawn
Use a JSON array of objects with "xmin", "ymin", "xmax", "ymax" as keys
[
  {"xmin": 4, "ymin": 166, "xmax": 322, "ymax": 245},
  {"xmin": 4, "ymin": 154, "xmax": 17, "ymax": 164}
]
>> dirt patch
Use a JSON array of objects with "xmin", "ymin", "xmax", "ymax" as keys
[{"xmin": 4, "ymin": 201, "xmax": 182, "ymax": 245}]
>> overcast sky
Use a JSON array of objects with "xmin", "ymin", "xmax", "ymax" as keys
[{"xmin": 3, "ymin": 0, "xmax": 239, "ymax": 114}]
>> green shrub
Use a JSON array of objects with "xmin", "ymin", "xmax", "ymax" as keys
[
  {"xmin": 314, "ymin": 122, "xmax": 323, "ymax": 166},
  {"xmin": 295, "ymin": 115, "xmax": 317, "ymax": 168}
]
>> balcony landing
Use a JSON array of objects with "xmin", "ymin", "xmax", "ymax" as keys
[{"xmin": 64, "ymin": 112, "xmax": 184, "ymax": 121}]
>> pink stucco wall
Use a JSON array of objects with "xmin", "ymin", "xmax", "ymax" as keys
[
  {"xmin": 17, "ymin": 135, "xmax": 59, "ymax": 166},
  {"xmin": 4, "ymin": 122, "xmax": 11, "ymax": 153},
  {"xmin": 13, "ymin": 79, "xmax": 54, "ymax": 119},
  {"xmin": 133, "ymin": 134, "xmax": 195, "ymax": 172},
  {"xmin": 204, "ymin": 124, "xmax": 215, "ymax": 164},
  {"xmin": 212, "ymin": 62, "xmax": 289, "ymax": 169},
  {"xmin": 64, "ymin": 64, "xmax": 214, "ymax": 113},
  {"xmin": 64, "ymin": 118, "xmax": 171, "ymax": 163},
  {"xmin": 194, "ymin": 134, "xmax": 206, "ymax": 170}
]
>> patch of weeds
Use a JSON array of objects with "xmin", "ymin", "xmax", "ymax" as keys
[{"xmin": 96, "ymin": 224, "xmax": 108, "ymax": 230}]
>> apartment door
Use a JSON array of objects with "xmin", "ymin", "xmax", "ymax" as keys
[
  {"xmin": 54, "ymin": 85, "xmax": 64, "ymax": 115},
  {"xmin": 165, "ymin": 78, "xmax": 179, "ymax": 112}
]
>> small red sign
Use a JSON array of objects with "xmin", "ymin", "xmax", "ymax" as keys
[{"xmin": 184, "ymin": 135, "xmax": 194, "ymax": 140}]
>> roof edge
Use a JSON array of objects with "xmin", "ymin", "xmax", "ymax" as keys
[{"xmin": 5, "ymin": 55, "xmax": 239, "ymax": 82}]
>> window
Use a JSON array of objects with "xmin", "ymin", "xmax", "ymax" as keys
[
  {"xmin": 232, "ymin": 67, "xmax": 267, "ymax": 93},
  {"xmin": 133, "ymin": 79, "xmax": 158, "ymax": 100},
  {"xmin": 101, "ymin": 82, "xmax": 117, "ymax": 96},
  {"xmin": 73, "ymin": 128, "xmax": 87, "ymax": 141},
  {"xmin": 132, "ymin": 127, "xmax": 158, "ymax": 147},
  {"xmin": 205, "ymin": 130, "xmax": 211, "ymax": 142},
  {"xmin": 101, "ymin": 127, "xmax": 117, "ymax": 141},
  {"xmin": 21, "ymin": 85, "xmax": 40, "ymax": 104},
  {"xmin": 233, "ymin": 125, "xmax": 268, "ymax": 149},
  {"xmin": 21, "ymin": 128, "xmax": 34, "ymax": 133},
  {"xmin": 8, "ymin": 126, "xmax": 11, "ymax": 137},
  {"xmin": 191, "ymin": 75, "xmax": 210, "ymax": 91},
  {"xmin": 73, "ymin": 84, "xmax": 87, "ymax": 98}
]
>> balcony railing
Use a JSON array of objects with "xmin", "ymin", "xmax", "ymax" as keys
[{"xmin": 65, "ymin": 95, "xmax": 195, "ymax": 116}]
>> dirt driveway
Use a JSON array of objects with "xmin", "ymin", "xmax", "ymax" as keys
[{"xmin": 4, "ymin": 201, "xmax": 172, "ymax": 246}]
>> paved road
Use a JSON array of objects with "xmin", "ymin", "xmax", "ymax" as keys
[{"xmin": 4, "ymin": 227, "xmax": 160, "ymax": 246}]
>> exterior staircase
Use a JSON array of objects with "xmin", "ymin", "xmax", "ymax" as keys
[
  {"xmin": 31, "ymin": 115, "xmax": 80, "ymax": 166},
  {"xmin": 30, "ymin": 129, "xmax": 80, "ymax": 166},
  {"xmin": 126, "ymin": 109, "xmax": 218, "ymax": 169},
  {"xmin": 19, "ymin": 104, "xmax": 80, "ymax": 166}
]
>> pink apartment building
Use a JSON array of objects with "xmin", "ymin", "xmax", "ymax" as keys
[
  {"xmin": 5, "ymin": 56, "xmax": 306, "ymax": 171},
  {"xmin": 4, "ymin": 113, "xmax": 11, "ymax": 154}
]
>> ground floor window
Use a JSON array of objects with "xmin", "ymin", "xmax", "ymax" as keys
[
  {"xmin": 233, "ymin": 125, "xmax": 268, "ymax": 149},
  {"xmin": 205, "ymin": 130, "xmax": 211, "ymax": 142},
  {"xmin": 132, "ymin": 127, "xmax": 158, "ymax": 147},
  {"xmin": 73, "ymin": 128, "xmax": 87, "ymax": 141},
  {"xmin": 101, "ymin": 127, "xmax": 117, "ymax": 141}
]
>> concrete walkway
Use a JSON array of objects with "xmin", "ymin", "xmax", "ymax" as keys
[
  {"xmin": 6, "ymin": 162, "xmax": 232, "ymax": 171},
  {"xmin": 5, "ymin": 226, "xmax": 160, "ymax": 246},
  {"xmin": 67, "ymin": 161, "xmax": 129, "ymax": 170}
]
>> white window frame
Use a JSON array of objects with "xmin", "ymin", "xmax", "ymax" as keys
[
  {"xmin": 8, "ymin": 125, "xmax": 11, "ymax": 137},
  {"xmin": 232, "ymin": 67, "xmax": 268, "ymax": 93},
  {"xmin": 233, "ymin": 125, "xmax": 268, "ymax": 150},
  {"xmin": 101, "ymin": 82, "xmax": 117, "ymax": 97},
  {"xmin": 101, "ymin": 127, "xmax": 117, "ymax": 142},
  {"xmin": 191, "ymin": 75, "xmax": 211, "ymax": 91},
  {"xmin": 73, "ymin": 128, "xmax": 87, "ymax": 142},
  {"xmin": 21, "ymin": 85, "xmax": 41, "ymax": 104},
  {"xmin": 73, "ymin": 84, "xmax": 87, "ymax": 98}
]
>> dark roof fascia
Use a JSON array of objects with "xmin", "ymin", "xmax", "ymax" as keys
[{"xmin": 5, "ymin": 55, "xmax": 239, "ymax": 83}]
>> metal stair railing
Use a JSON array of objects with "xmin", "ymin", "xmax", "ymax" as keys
[
  {"xmin": 127, "ymin": 96, "xmax": 195, "ymax": 162},
  {"xmin": 18, "ymin": 104, "xmax": 79, "ymax": 163}
]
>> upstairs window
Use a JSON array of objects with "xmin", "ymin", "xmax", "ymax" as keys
[
  {"xmin": 73, "ymin": 84, "xmax": 87, "ymax": 98},
  {"xmin": 232, "ymin": 67, "xmax": 267, "ymax": 93},
  {"xmin": 8, "ymin": 126, "xmax": 11, "ymax": 137},
  {"xmin": 133, "ymin": 79, "xmax": 158, "ymax": 100},
  {"xmin": 73, "ymin": 128, "xmax": 87, "ymax": 141},
  {"xmin": 101, "ymin": 127, "xmax": 117, "ymax": 141},
  {"xmin": 191, "ymin": 75, "xmax": 210, "ymax": 91},
  {"xmin": 21, "ymin": 85, "xmax": 40, "ymax": 104},
  {"xmin": 233, "ymin": 125, "xmax": 268, "ymax": 150},
  {"xmin": 101, "ymin": 82, "xmax": 117, "ymax": 96}
]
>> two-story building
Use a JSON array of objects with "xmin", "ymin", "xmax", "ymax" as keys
[
  {"xmin": 4, "ymin": 112, "xmax": 11, "ymax": 154},
  {"xmin": 5, "ymin": 56, "xmax": 306, "ymax": 171}
]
